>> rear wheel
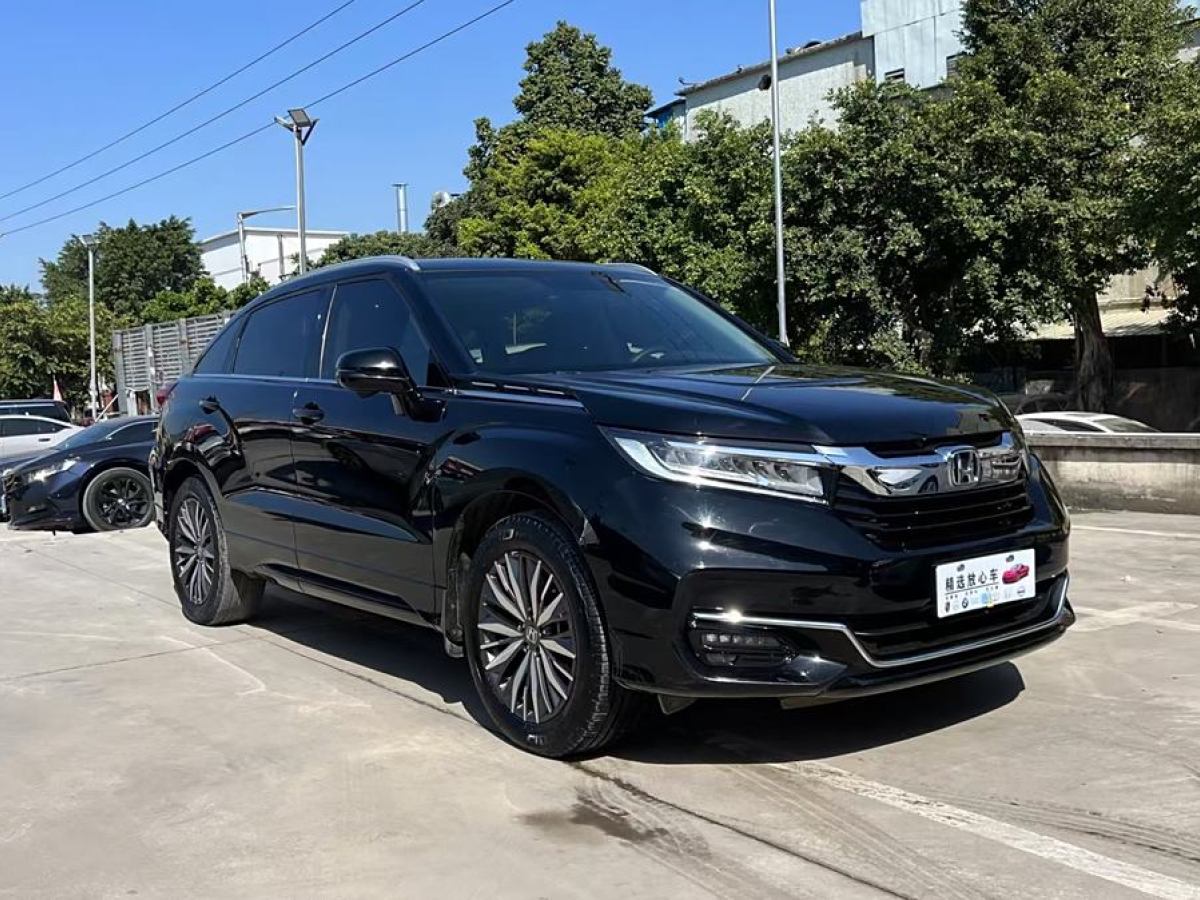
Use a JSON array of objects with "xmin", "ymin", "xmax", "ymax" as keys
[
  {"xmin": 463, "ymin": 512, "xmax": 646, "ymax": 758},
  {"xmin": 81, "ymin": 467, "xmax": 153, "ymax": 531},
  {"xmin": 167, "ymin": 476, "xmax": 262, "ymax": 625}
]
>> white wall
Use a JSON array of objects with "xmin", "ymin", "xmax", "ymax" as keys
[
  {"xmin": 200, "ymin": 229, "xmax": 347, "ymax": 290},
  {"xmin": 862, "ymin": 0, "xmax": 963, "ymax": 88},
  {"xmin": 682, "ymin": 36, "xmax": 874, "ymax": 136}
]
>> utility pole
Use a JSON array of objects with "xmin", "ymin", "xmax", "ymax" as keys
[
  {"xmin": 236, "ymin": 205, "xmax": 294, "ymax": 284},
  {"xmin": 395, "ymin": 182, "xmax": 409, "ymax": 232},
  {"xmin": 76, "ymin": 234, "xmax": 99, "ymax": 419},
  {"xmin": 274, "ymin": 108, "xmax": 317, "ymax": 275},
  {"xmin": 768, "ymin": 0, "xmax": 788, "ymax": 345}
]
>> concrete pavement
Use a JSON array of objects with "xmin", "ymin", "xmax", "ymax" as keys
[{"xmin": 1, "ymin": 512, "xmax": 1198, "ymax": 898}]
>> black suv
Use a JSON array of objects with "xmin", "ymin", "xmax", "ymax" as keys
[{"xmin": 151, "ymin": 257, "xmax": 1072, "ymax": 757}]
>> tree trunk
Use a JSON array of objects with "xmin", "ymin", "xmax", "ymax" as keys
[{"xmin": 1072, "ymin": 289, "xmax": 1113, "ymax": 411}]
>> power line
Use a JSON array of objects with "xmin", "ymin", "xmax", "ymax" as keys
[
  {"xmin": 0, "ymin": 0, "xmax": 359, "ymax": 204},
  {"xmin": 0, "ymin": 0, "xmax": 519, "ymax": 240},
  {"xmin": 0, "ymin": 0, "xmax": 429, "ymax": 225}
]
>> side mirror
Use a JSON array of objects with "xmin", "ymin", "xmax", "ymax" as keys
[{"xmin": 336, "ymin": 347, "xmax": 417, "ymax": 400}]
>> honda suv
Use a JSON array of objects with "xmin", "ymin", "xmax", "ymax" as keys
[{"xmin": 151, "ymin": 257, "xmax": 1072, "ymax": 757}]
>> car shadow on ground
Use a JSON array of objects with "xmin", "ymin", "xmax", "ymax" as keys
[{"xmin": 252, "ymin": 586, "xmax": 1025, "ymax": 764}]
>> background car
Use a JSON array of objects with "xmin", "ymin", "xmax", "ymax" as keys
[
  {"xmin": 0, "ymin": 414, "xmax": 80, "ymax": 461},
  {"xmin": 3, "ymin": 416, "xmax": 157, "ymax": 533},
  {"xmin": 1017, "ymin": 411, "xmax": 1159, "ymax": 434},
  {"xmin": 0, "ymin": 398, "xmax": 71, "ymax": 422}
]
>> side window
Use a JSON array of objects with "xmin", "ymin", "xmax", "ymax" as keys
[
  {"xmin": 109, "ymin": 422, "xmax": 155, "ymax": 444},
  {"xmin": 233, "ymin": 290, "xmax": 328, "ymax": 378},
  {"xmin": 192, "ymin": 319, "xmax": 239, "ymax": 375},
  {"xmin": 3, "ymin": 418, "xmax": 41, "ymax": 437},
  {"xmin": 321, "ymin": 279, "xmax": 432, "ymax": 384},
  {"xmin": 34, "ymin": 419, "xmax": 66, "ymax": 434}
]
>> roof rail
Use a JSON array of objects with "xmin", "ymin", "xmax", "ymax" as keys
[
  {"xmin": 604, "ymin": 261, "xmax": 656, "ymax": 275},
  {"xmin": 394, "ymin": 255, "xmax": 421, "ymax": 271}
]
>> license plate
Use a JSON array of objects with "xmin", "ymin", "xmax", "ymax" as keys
[{"xmin": 935, "ymin": 549, "xmax": 1035, "ymax": 618}]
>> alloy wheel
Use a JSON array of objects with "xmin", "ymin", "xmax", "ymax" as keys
[
  {"xmin": 477, "ymin": 550, "xmax": 576, "ymax": 724},
  {"xmin": 95, "ymin": 474, "xmax": 150, "ymax": 528},
  {"xmin": 174, "ymin": 497, "xmax": 215, "ymax": 606}
]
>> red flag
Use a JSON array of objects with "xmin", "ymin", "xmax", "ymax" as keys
[{"xmin": 52, "ymin": 377, "xmax": 63, "ymax": 402}]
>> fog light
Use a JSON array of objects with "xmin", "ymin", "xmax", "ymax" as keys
[{"xmin": 690, "ymin": 625, "xmax": 794, "ymax": 668}]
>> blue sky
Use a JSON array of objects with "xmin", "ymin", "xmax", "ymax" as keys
[{"xmin": 0, "ymin": 0, "xmax": 860, "ymax": 289}]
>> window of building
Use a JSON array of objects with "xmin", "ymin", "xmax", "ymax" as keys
[
  {"xmin": 321, "ymin": 279, "xmax": 431, "ymax": 384},
  {"xmin": 884, "ymin": 68, "xmax": 906, "ymax": 83},
  {"xmin": 233, "ymin": 290, "xmax": 327, "ymax": 379},
  {"xmin": 946, "ymin": 54, "xmax": 963, "ymax": 77}
]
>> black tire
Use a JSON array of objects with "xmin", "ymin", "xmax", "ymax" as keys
[
  {"xmin": 167, "ymin": 476, "xmax": 262, "ymax": 625},
  {"xmin": 463, "ymin": 512, "xmax": 647, "ymax": 758},
  {"xmin": 81, "ymin": 467, "xmax": 154, "ymax": 532}
]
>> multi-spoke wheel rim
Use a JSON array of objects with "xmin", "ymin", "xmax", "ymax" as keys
[
  {"xmin": 173, "ymin": 498, "xmax": 215, "ymax": 606},
  {"xmin": 95, "ymin": 475, "xmax": 150, "ymax": 528},
  {"xmin": 477, "ymin": 550, "xmax": 576, "ymax": 724}
]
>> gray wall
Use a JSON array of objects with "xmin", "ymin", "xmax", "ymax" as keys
[
  {"xmin": 861, "ymin": 0, "xmax": 964, "ymax": 87},
  {"xmin": 1030, "ymin": 433, "xmax": 1200, "ymax": 515}
]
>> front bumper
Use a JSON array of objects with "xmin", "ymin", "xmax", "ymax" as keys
[
  {"xmin": 587, "ymin": 455, "xmax": 1072, "ymax": 702},
  {"xmin": 4, "ymin": 470, "xmax": 83, "ymax": 531}
]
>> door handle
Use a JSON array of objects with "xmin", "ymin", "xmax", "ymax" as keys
[
  {"xmin": 37, "ymin": 437, "xmax": 51, "ymax": 443},
  {"xmin": 199, "ymin": 397, "xmax": 221, "ymax": 414},
  {"xmin": 292, "ymin": 403, "xmax": 325, "ymax": 424}
]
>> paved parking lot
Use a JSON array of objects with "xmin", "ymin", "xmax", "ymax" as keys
[{"xmin": 1, "ymin": 511, "xmax": 1199, "ymax": 899}]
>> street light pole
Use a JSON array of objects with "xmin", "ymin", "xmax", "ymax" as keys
[
  {"xmin": 274, "ymin": 108, "xmax": 317, "ymax": 276},
  {"xmin": 236, "ymin": 205, "xmax": 295, "ymax": 284},
  {"xmin": 76, "ymin": 234, "xmax": 98, "ymax": 419},
  {"xmin": 768, "ymin": 0, "xmax": 788, "ymax": 345},
  {"xmin": 392, "ymin": 182, "xmax": 409, "ymax": 233}
]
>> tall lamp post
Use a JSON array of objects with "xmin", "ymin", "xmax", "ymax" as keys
[
  {"xmin": 76, "ymin": 234, "xmax": 99, "ymax": 419},
  {"xmin": 273, "ymin": 108, "xmax": 318, "ymax": 275},
  {"xmin": 392, "ymin": 182, "xmax": 409, "ymax": 233},
  {"xmin": 767, "ymin": 0, "xmax": 788, "ymax": 344},
  {"xmin": 236, "ymin": 205, "xmax": 294, "ymax": 284}
]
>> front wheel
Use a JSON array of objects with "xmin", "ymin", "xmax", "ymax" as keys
[
  {"xmin": 463, "ymin": 512, "xmax": 646, "ymax": 758},
  {"xmin": 81, "ymin": 467, "xmax": 154, "ymax": 531}
]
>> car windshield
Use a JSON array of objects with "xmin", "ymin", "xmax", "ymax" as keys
[
  {"xmin": 56, "ymin": 419, "xmax": 135, "ymax": 452},
  {"xmin": 1097, "ymin": 416, "xmax": 1158, "ymax": 433},
  {"xmin": 421, "ymin": 269, "xmax": 777, "ymax": 374}
]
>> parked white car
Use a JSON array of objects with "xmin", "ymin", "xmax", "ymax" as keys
[
  {"xmin": 0, "ymin": 414, "xmax": 81, "ymax": 461},
  {"xmin": 1017, "ymin": 411, "xmax": 1158, "ymax": 434}
]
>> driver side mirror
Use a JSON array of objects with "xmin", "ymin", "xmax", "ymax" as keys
[{"xmin": 335, "ymin": 347, "xmax": 438, "ymax": 421}]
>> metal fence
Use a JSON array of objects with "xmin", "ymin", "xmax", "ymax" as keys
[{"xmin": 112, "ymin": 312, "xmax": 231, "ymax": 414}]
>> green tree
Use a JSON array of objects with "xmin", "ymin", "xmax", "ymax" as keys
[
  {"xmin": 954, "ymin": 0, "xmax": 1193, "ymax": 408},
  {"xmin": 1130, "ymin": 55, "xmax": 1200, "ymax": 337},
  {"xmin": 142, "ymin": 277, "xmax": 229, "ymax": 324},
  {"xmin": 40, "ymin": 216, "xmax": 203, "ymax": 321},
  {"xmin": 512, "ymin": 21, "xmax": 652, "ymax": 137},
  {"xmin": 227, "ymin": 273, "xmax": 271, "ymax": 309},
  {"xmin": 314, "ymin": 230, "xmax": 456, "ymax": 267}
]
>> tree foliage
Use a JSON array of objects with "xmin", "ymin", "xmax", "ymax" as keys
[
  {"xmin": 314, "ymin": 230, "xmax": 457, "ymax": 267},
  {"xmin": 40, "ymin": 216, "xmax": 203, "ymax": 322}
]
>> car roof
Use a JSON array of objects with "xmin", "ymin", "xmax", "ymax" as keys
[
  {"xmin": 0, "ymin": 413, "xmax": 68, "ymax": 423},
  {"xmin": 245, "ymin": 256, "xmax": 656, "ymax": 312}
]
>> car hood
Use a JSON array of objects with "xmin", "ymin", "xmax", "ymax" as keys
[
  {"xmin": 525, "ymin": 364, "xmax": 1012, "ymax": 445},
  {"xmin": 1, "ymin": 452, "xmax": 43, "ymax": 474}
]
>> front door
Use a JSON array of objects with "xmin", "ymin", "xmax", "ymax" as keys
[{"xmin": 289, "ymin": 276, "xmax": 445, "ymax": 617}]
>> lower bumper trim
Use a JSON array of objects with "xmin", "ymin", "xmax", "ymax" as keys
[{"xmin": 691, "ymin": 574, "xmax": 1070, "ymax": 671}]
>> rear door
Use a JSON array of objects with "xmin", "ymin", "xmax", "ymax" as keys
[
  {"xmin": 192, "ymin": 288, "xmax": 329, "ymax": 580},
  {"xmin": 289, "ymin": 276, "xmax": 445, "ymax": 617}
]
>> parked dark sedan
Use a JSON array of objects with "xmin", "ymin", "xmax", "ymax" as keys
[{"xmin": 3, "ymin": 416, "xmax": 157, "ymax": 532}]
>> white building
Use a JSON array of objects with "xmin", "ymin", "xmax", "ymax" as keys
[
  {"xmin": 199, "ymin": 226, "xmax": 349, "ymax": 290},
  {"xmin": 647, "ymin": 0, "xmax": 967, "ymax": 135}
]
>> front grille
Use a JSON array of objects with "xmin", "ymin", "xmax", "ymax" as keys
[
  {"xmin": 1, "ymin": 472, "xmax": 20, "ymax": 497},
  {"xmin": 862, "ymin": 430, "xmax": 1004, "ymax": 459},
  {"xmin": 834, "ymin": 477, "xmax": 1034, "ymax": 550}
]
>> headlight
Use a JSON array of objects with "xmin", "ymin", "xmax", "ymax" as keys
[
  {"xmin": 605, "ymin": 430, "xmax": 830, "ymax": 502},
  {"xmin": 28, "ymin": 458, "xmax": 78, "ymax": 482}
]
